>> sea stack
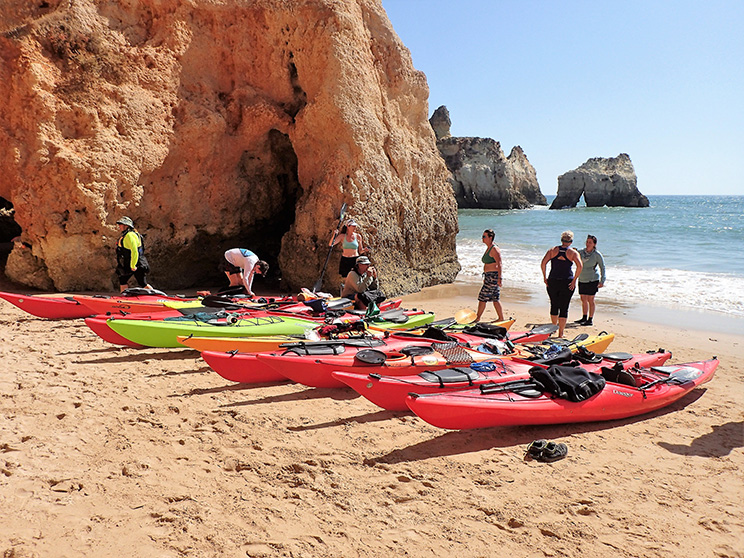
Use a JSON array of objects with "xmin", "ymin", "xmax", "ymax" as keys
[
  {"xmin": 430, "ymin": 106, "xmax": 546, "ymax": 209},
  {"xmin": 551, "ymin": 154, "xmax": 649, "ymax": 209}
]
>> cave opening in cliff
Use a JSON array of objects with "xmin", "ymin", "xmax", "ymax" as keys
[
  {"xmin": 235, "ymin": 129, "xmax": 302, "ymax": 290},
  {"xmin": 0, "ymin": 197, "xmax": 22, "ymax": 271}
]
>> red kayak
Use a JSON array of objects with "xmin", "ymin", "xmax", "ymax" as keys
[
  {"xmin": 85, "ymin": 316, "xmax": 147, "ymax": 348},
  {"xmin": 73, "ymin": 293, "xmax": 198, "ymax": 316},
  {"xmin": 405, "ymin": 358, "xmax": 718, "ymax": 429},
  {"xmin": 201, "ymin": 351, "xmax": 291, "ymax": 383},
  {"xmin": 0, "ymin": 291, "xmax": 93, "ymax": 319},
  {"xmin": 202, "ymin": 336, "xmax": 445, "ymax": 385},
  {"xmin": 331, "ymin": 350, "xmax": 673, "ymax": 411}
]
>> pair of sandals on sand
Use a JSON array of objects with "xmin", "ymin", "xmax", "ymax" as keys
[{"xmin": 525, "ymin": 439, "xmax": 568, "ymax": 462}]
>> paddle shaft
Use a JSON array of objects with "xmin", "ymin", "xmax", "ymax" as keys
[
  {"xmin": 508, "ymin": 324, "xmax": 558, "ymax": 343},
  {"xmin": 313, "ymin": 203, "xmax": 348, "ymax": 292}
]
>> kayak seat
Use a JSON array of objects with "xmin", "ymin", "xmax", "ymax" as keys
[
  {"xmin": 282, "ymin": 344, "xmax": 346, "ymax": 356},
  {"xmin": 600, "ymin": 365, "xmax": 637, "ymax": 387},
  {"xmin": 600, "ymin": 352, "xmax": 634, "ymax": 362},
  {"xmin": 419, "ymin": 367, "xmax": 479, "ymax": 387},
  {"xmin": 399, "ymin": 345, "xmax": 434, "ymax": 357}
]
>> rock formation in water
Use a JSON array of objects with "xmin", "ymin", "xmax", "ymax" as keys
[
  {"xmin": 0, "ymin": 0, "xmax": 459, "ymax": 293},
  {"xmin": 551, "ymin": 154, "xmax": 649, "ymax": 209},
  {"xmin": 429, "ymin": 106, "xmax": 546, "ymax": 209},
  {"xmin": 429, "ymin": 105, "xmax": 451, "ymax": 140}
]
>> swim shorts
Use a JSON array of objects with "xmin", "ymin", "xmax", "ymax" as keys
[{"xmin": 478, "ymin": 271, "xmax": 501, "ymax": 302}]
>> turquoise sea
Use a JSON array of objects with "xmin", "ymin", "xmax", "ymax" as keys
[{"xmin": 456, "ymin": 195, "xmax": 744, "ymax": 331}]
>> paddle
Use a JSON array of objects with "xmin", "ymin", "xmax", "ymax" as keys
[
  {"xmin": 454, "ymin": 308, "xmax": 477, "ymax": 325},
  {"xmin": 638, "ymin": 366, "xmax": 703, "ymax": 392},
  {"xmin": 313, "ymin": 202, "xmax": 348, "ymax": 293},
  {"xmin": 412, "ymin": 377, "xmax": 540, "ymax": 399},
  {"xmin": 479, "ymin": 378, "xmax": 540, "ymax": 395},
  {"xmin": 508, "ymin": 324, "xmax": 558, "ymax": 343}
]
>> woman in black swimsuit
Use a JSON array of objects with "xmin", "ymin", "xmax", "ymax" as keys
[{"xmin": 540, "ymin": 230, "xmax": 583, "ymax": 338}]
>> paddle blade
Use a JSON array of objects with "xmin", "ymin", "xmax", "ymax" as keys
[
  {"xmin": 454, "ymin": 309, "xmax": 477, "ymax": 325},
  {"xmin": 511, "ymin": 324, "xmax": 558, "ymax": 340}
]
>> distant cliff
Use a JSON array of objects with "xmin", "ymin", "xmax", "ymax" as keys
[
  {"xmin": 430, "ymin": 106, "xmax": 546, "ymax": 209},
  {"xmin": 552, "ymin": 154, "xmax": 649, "ymax": 209}
]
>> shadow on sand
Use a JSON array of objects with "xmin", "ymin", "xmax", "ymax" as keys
[
  {"xmin": 364, "ymin": 389, "xmax": 709, "ymax": 465},
  {"xmin": 658, "ymin": 419, "xmax": 744, "ymax": 457}
]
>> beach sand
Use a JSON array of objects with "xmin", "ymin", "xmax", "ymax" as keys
[{"xmin": 1, "ymin": 279, "xmax": 742, "ymax": 558}]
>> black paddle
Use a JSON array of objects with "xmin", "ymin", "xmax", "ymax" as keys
[
  {"xmin": 313, "ymin": 202, "xmax": 348, "ymax": 293},
  {"xmin": 508, "ymin": 324, "xmax": 558, "ymax": 343}
]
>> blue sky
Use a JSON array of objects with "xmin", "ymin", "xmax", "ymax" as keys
[{"xmin": 381, "ymin": 0, "xmax": 743, "ymax": 195}]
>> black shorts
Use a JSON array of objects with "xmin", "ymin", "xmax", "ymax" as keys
[
  {"xmin": 578, "ymin": 281, "xmax": 600, "ymax": 296},
  {"xmin": 220, "ymin": 257, "xmax": 242, "ymax": 275},
  {"xmin": 339, "ymin": 256, "xmax": 357, "ymax": 277}
]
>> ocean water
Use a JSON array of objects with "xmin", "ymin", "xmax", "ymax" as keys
[{"xmin": 457, "ymin": 195, "xmax": 744, "ymax": 324}]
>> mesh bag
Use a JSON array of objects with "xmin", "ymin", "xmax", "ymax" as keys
[{"xmin": 432, "ymin": 342, "xmax": 475, "ymax": 365}]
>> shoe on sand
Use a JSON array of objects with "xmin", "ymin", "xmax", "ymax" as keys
[
  {"xmin": 537, "ymin": 442, "xmax": 568, "ymax": 463},
  {"xmin": 526, "ymin": 439, "xmax": 547, "ymax": 459}
]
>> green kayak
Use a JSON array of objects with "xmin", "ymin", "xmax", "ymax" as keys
[{"xmin": 107, "ymin": 314, "xmax": 320, "ymax": 348}]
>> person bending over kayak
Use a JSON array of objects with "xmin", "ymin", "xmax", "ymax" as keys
[
  {"xmin": 115, "ymin": 216, "xmax": 153, "ymax": 293},
  {"xmin": 221, "ymin": 248, "xmax": 269, "ymax": 297},
  {"xmin": 341, "ymin": 256, "xmax": 384, "ymax": 310}
]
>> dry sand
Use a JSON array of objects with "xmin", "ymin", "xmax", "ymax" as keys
[{"xmin": 1, "ymin": 279, "xmax": 742, "ymax": 558}]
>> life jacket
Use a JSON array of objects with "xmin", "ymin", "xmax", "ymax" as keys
[{"xmin": 116, "ymin": 228, "xmax": 148, "ymax": 270}]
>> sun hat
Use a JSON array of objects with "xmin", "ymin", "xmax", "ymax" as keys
[
  {"xmin": 347, "ymin": 219, "xmax": 358, "ymax": 227},
  {"xmin": 356, "ymin": 256, "xmax": 371, "ymax": 265},
  {"xmin": 116, "ymin": 216, "xmax": 134, "ymax": 227}
]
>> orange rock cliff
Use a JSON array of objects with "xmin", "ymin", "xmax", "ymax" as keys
[{"xmin": 0, "ymin": 0, "xmax": 459, "ymax": 293}]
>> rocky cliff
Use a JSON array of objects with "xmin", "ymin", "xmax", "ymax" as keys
[
  {"xmin": 0, "ymin": 0, "xmax": 459, "ymax": 293},
  {"xmin": 551, "ymin": 154, "xmax": 649, "ymax": 209},
  {"xmin": 429, "ymin": 106, "xmax": 546, "ymax": 209}
]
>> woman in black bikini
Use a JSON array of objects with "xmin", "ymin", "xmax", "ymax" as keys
[{"xmin": 540, "ymin": 230, "xmax": 583, "ymax": 338}]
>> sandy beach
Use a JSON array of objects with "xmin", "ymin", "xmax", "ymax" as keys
[{"xmin": 1, "ymin": 278, "xmax": 742, "ymax": 558}]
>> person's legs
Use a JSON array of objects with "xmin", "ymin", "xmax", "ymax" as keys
[
  {"xmin": 477, "ymin": 272, "xmax": 500, "ymax": 321},
  {"xmin": 118, "ymin": 270, "xmax": 133, "ymax": 293},
  {"xmin": 586, "ymin": 295, "xmax": 596, "ymax": 324},
  {"xmin": 133, "ymin": 267, "xmax": 149, "ymax": 289},
  {"xmin": 475, "ymin": 300, "xmax": 487, "ymax": 322},
  {"xmin": 547, "ymin": 280, "xmax": 560, "ymax": 330},
  {"xmin": 491, "ymin": 301, "xmax": 504, "ymax": 321},
  {"xmin": 557, "ymin": 317, "xmax": 567, "ymax": 337},
  {"xmin": 226, "ymin": 271, "xmax": 242, "ymax": 287},
  {"xmin": 578, "ymin": 294, "xmax": 589, "ymax": 322},
  {"xmin": 557, "ymin": 282, "xmax": 574, "ymax": 337}
]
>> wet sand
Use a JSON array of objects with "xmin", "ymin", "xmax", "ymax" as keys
[{"xmin": 0, "ymin": 279, "xmax": 742, "ymax": 557}]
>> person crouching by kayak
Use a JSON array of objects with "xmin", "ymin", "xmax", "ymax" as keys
[
  {"xmin": 115, "ymin": 216, "xmax": 152, "ymax": 293},
  {"xmin": 221, "ymin": 248, "xmax": 269, "ymax": 297},
  {"xmin": 341, "ymin": 255, "xmax": 385, "ymax": 310}
]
